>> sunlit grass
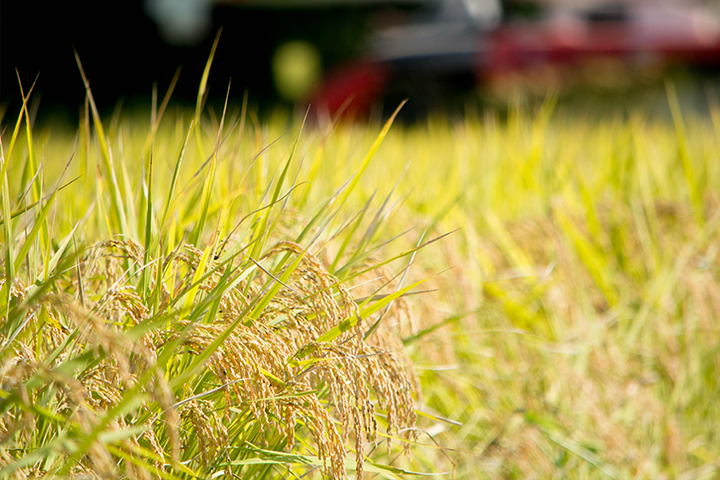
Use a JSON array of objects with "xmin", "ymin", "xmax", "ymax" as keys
[
  {"xmin": 361, "ymin": 95, "xmax": 720, "ymax": 480},
  {"xmin": 0, "ymin": 70, "xmax": 427, "ymax": 479},
  {"xmin": 2, "ymin": 69, "xmax": 720, "ymax": 480}
]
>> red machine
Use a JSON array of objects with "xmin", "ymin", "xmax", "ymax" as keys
[
  {"xmin": 483, "ymin": 4, "xmax": 720, "ymax": 93},
  {"xmin": 311, "ymin": 3, "xmax": 720, "ymax": 117}
]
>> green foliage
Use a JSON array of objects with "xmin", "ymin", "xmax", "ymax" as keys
[
  {"xmin": 3, "ymin": 69, "xmax": 720, "ymax": 480},
  {"xmin": 0, "ymin": 69, "xmax": 426, "ymax": 478}
]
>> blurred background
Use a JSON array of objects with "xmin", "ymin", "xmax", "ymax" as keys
[{"xmin": 3, "ymin": 0, "xmax": 720, "ymax": 122}]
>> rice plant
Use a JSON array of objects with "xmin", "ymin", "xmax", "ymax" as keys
[
  {"xmin": 2, "ymin": 46, "xmax": 720, "ymax": 480},
  {"xmin": 0, "ymin": 54, "xmax": 433, "ymax": 479}
]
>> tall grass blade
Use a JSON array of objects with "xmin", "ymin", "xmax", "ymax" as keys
[
  {"xmin": 249, "ymin": 110, "xmax": 308, "ymax": 264},
  {"xmin": 329, "ymin": 193, "xmax": 376, "ymax": 273},
  {"xmin": 1, "ymin": 157, "xmax": 14, "ymax": 316},
  {"xmin": 335, "ymin": 100, "xmax": 406, "ymax": 209},
  {"xmin": 666, "ymin": 81, "xmax": 703, "ymax": 225},
  {"xmin": 16, "ymin": 73, "xmax": 41, "ymax": 204},
  {"xmin": 139, "ymin": 149, "xmax": 154, "ymax": 299},
  {"xmin": 160, "ymin": 121, "xmax": 194, "ymax": 231},
  {"xmin": 194, "ymin": 29, "xmax": 222, "ymax": 159},
  {"xmin": 142, "ymin": 67, "xmax": 181, "ymax": 157},
  {"xmin": 192, "ymin": 81, "xmax": 230, "ymax": 246},
  {"xmin": 12, "ymin": 153, "xmax": 73, "ymax": 275},
  {"xmin": 75, "ymin": 50, "xmax": 130, "ymax": 236},
  {"xmin": 0, "ymin": 76, "xmax": 34, "ymax": 184}
]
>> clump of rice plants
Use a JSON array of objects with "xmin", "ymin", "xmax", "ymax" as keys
[
  {"xmin": 0, "ymin": 54, "xmax": 434, "ymax": 479},
  {"xmin": 341, "ymin": 92, "xmax": 720, "ymax": 479},
  {"xmin": 5, "ymin": 52, "xmax": 720, "ymax": 480}
]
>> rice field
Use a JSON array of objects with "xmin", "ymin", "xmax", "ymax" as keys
[{"xmin": 1, "ymin": 57, "xmax": 720, "ymax": 479}]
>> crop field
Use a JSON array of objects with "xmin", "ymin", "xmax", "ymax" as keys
[{"xmin": 1, "ymin": 55, "xmax": 720, "ymax": 479}]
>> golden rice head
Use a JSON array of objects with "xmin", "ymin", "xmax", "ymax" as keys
[
  {"xmin": 159, "ymin": 238, "xmax": 419, "ymax": 479},
  {"xmin": 265, "ymin": 243, "xmax": 419, "ymax": 468},
  {"xmin": 180, "ymin": 398, "xmax": 230, "ymax": 468},
  {"xmin": 2, "ymin": 232, "xmax": 419, "ymax": 479}
]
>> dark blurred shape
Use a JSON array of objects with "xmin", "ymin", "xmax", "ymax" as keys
[
  {"xmin": 5, "ymin": 0, "xmax": 719, "ymax": 124},
  {"xmin": 1, "ymin": 0, "xmax": 164, "ymax": 120},
  {"xmin": 0, "ymin": 0, "xmax": 381, "ymax": 122}
]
